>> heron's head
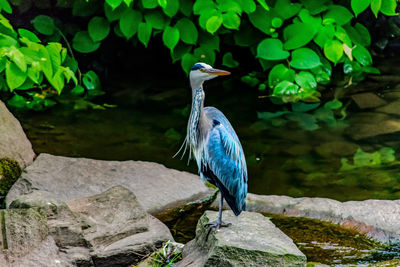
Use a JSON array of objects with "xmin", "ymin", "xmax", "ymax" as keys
[{"xmin": 189, "ymin": 62, "xmax": 230, "ymax": 89}]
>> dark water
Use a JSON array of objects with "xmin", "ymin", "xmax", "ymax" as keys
[{"xmin": 13, "ymin": 58, "xmax": 400, "ymax": 265}]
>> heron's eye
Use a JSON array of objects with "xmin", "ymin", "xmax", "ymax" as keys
[{"xmin": 199, "ymin": 68, "xmax": 208, "ymax": 73}]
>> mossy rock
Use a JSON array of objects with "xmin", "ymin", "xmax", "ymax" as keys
[{"xmin": 0, "ymin": 158, "xmax": 22, "ymax": 203}]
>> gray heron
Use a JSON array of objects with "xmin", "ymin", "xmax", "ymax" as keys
[{"xmin": 177, "ymin": 62, "xmax": 248, "ymax": 229}]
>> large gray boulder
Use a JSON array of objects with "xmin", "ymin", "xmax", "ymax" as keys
[
  {"xmin": 177, "ymin": 210, "xmax": 307, "ymax": 267},
  {"xmin": 239, "ymin": 193, "xmax": 400, "ymax": 243},
  {"xmin": 6, "ymin": 153, "xmax": 215, "ymax": 215},
  {"xmin": 10, "ymin": 186, "xmax": 174, "ymax": 266},
  {"xmin": 0, "ymin": 208, "xmax": 72, "ymax": 267},
  {"xmin": 0, "ymin": 101, "xmax": 35, "ymax": 168}
]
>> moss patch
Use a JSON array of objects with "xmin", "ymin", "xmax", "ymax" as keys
[{"xmin": 0, "ymin": 158, "xmax": 22, "ymax": 206}]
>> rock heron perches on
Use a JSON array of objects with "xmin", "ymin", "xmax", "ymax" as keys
[{"xmin": 176, "ymin": 62, "xmax": 248, "ymax": 229}]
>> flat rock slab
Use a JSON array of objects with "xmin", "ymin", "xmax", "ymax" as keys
[
  {"xmin": 0, "ymin": 101, "xmax": 35, "ymax": 168},
  {"xmin": 242, "ymin": 193, "xmax": 400, "ymax": 243},
  {"xmin": 177, "ymin": 211, "xmax": 306, "ymax": 267},
  {"xmin": 0, "ymin": 208, "xmax": 72, "ymax": 267},
  {"xmin": 6, "ymin": 153, "xmax": 215, "ymax": 215}
]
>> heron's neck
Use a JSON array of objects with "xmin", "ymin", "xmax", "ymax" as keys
[{"xmin": 188, "ymin": 87, "xmax": 206, "ymax": 145}]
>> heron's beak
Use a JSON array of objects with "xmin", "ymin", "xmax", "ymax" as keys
[{"xmin": 208, "ymin": 68, "xmax": 231, "ymax": 76}]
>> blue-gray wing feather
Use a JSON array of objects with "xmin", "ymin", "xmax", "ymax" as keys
[{"xmin": 202, "ymin": 107, "xmax": 247, "ymax": 215}]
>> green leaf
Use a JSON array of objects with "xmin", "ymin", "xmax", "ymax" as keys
[
  {"xmin": 0, "ymin": 0, "xmax": 12, "ymax": 13},
  {"xmin": 283, "ymin": 22, "xmax": 315, "ymax": 50},
  {"xmin": 206, "ymin": 15, "xmax": 223, "ymax": 34},
  {"xmin": 324, "ymin": 99, "xmax": 342, "ymax": 109},
  {"xmin": 71, "ymin": 85, "xmax": 85, "ymax": 95},
  {"xmin": 274, "ymin": 0, "xmax": 301, "ymax": 20},
  {"xmin": 257, "ymin": 0, "xmax": 270, "ymax": 11},
  {"xmin": 0, "ymin": 33, "xmax": 18, "ymax": 47},
  {"xmin": 323, "ymin": 5, "xmax": 353, "ymax": 25},
  {"xmin": 37, "ymin": 44, "xmax": 53, "ymax": 79},
  {"xmin": 18, "ymin": 29, "xmax": 40, "ymax": 42},
  {"xmin": 292, "ymin": 102, "xmax": 320, "ymax": 112},
  {"xmin": 144, "ymin": 10, "xmax": 169, "ymax": 30},
  {"xmin": 371, "ymin": 0, "xmax": 382, "ymax": 17},
  {"xmin": 199, "ymin": 32, "xmax": 220, "ymax": 51},
  {"xmin": 6, "ymin": 46, "xmax": 27, "ymax": 72},
  {"xmin": 193, "ymin": 0, "xmax": 215, "ymax": 15},
  {"xmin": 72, "ymin": 31, "xmax": 100, "ymax": 53},
  {"xmin": 300, "ymin": 0, "xmax": 330, "ymax": 15},
  {"xmin": 268, "ymin": 64, "xmax": 295, "ymax": 87},
  {"xmin": 27, "ymin": 62, "xmax": 41, "ymax": 83},
  {"xmin": 335, "ymin": 26, "xmax": 352, "ymax": 46},
  {"xmin": 380, "ymin": 0, "xmax": 397, "ymax": 16},
  {"xmin": 158, "ymin": 0, "xmax": 167, "ymax": 8},
  {"xmin": 88, "ymin": 17, "xmax": 110, "ymax": 42},
  {"xmin": 181, "ymin": 53, "xmax": 197, "ymax": 74},
  {"xmin": 48, "ymin": 67, "xmax": 65, "ymax": 94},
  {"xmin": 104, "ymin": 1, "xmax": 126, "ymax": 21},
  {"xmin": 163, "ymin": 0, "xmax": 179, "ymax": 17},
  {"xmin": 138, "ymin": 22, "xmax": 152, "ymax": 47},
  {"xmin": 179, "ymin": 0, "xmax": 193, "ymax": 16},
  {"xmin": 222, "ymin": 11, "xmax": 241, "ymax": 30},
  {"xmin": 199, "ymin": 9, "xmax": 219, "ymax": 30},
  {"xmin": 162, "ymin": 26, "xmax": 180, "ymax": 51},
  {"xmin": 5, "ymin": 61, "xmax": 27, "ymax": 91},
  {"xmin": 171, "ymin": 43, "xmax": 191, "ymax": 62},
  {"xmin": 32, "ymin": 15, "xmax": 56, "ymax": 35},
  {"xmin": 324, "ymin": 40, "xmax": 343, "ymax": 64},
  {"xmin": 295, "ymin": 71, "xmax": 317, "ymax": 89},
  {"xmin": 236, "ymin": 0, "xmax": 256, "ymax": 14},
  {"xmin": 175, "ymin": 18, "xmax": 198, "ymax": 45},
  {"xmin": 290, "ymin": 48, "xmax": 321, "ymax": 69},
  {"xmin": 106, "ymin": 0, "xmax": 123, "ymax": 10},
  {"xmin": 353, "ymin": 45, "xmax": 372, "ymax": 66},
  {"xmin": 194, "ymin": 46, "xmax": 216, "ymax": 65},
  {"xmin": 46, "ymin": 42, "xmax": 62, "ymax": 74},
  {"xmin": 248, "ymin": 6, "xmax": 272, "ymax": 34},
  {"xmin": 257, "ymin": 38, "xmax": 290, "ymax": 60},
  {"xmin": 273, "ymin": 80, "xmax": 300, "ymax": 96},
  {"xmin": 354, "ymin": 23, "xmax": 371, "ymax": 46},
  {"xmin": 83, "ymin": 70, "xmax": 101, "ymax": 91},
  {"xmin": 120, "ymin": 8, "xmax": 142, "ymax": 39},
  {"xmin": 222, "ymin": 52, "xmax": 239, "ymax": 68},
  {"xmin": 142, "ymin": 0, "xmax": 158, "ymax": 8},
  {"xmin": 351, "ymin": 0, "xmax": 371, "ymax": 17}
]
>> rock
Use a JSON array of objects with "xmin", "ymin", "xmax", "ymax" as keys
[
  {"xmin": 345, "ymin": 114, "xmax": 400, "ymax": 140},
  {"xmin": 66, "ymin": 186, "xmax": 149, "ymax": 249},
  {"xmin": 376, "ymin": 100, "xmax": 400, "ymax": 116},
  {"xmin": 314, "ymin": 141, "xmax": 358, "ymax": 158},
  {"xmin": 10, "ymin": 186, "xmax": 174, "ymax": 266},
  {"xmin": 6, "ymin": 153, "xmax": 215, "ymax": 216},
  {"xmin": 241, "ymin": 193, "xmax": 400, "ymax": 243},
  {"xmin": 350, "ymin": 92, "xmax": 387, "ymax": 109},
  {"xmin": 0, "ymin": 208, "xmax": 72, "ymax": 267},
  {"xmin": 91, "ymin": 216, "xmax": 173, "ymax": 267},
  {"xmin": 0, "ymin": 101, "xmax": 35, "ymax": 168},
  {"xmin": 177, "ymin": 211, "xmax": 306, "ymax": 267}
]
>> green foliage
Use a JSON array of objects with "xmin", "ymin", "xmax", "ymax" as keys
[
  {"xmin": 257, "ymin": 99, "xmax": 346, "ymax": 131},
  {"xmin": 1, "ymin": 0, "xmax": 398, "ymax": 109},
  {"xmin": 340, "ymin": 147, "xmax": 396, "ymax": 171}
]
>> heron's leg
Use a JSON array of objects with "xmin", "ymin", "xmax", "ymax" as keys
[{"xmin": 206, "ymin": 194, "xmax": 232, "ymax": 231}]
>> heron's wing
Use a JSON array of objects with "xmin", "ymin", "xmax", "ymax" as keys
[{"xmin": 202, "ymin": 107, "xmax": 248, "ymax": 215}]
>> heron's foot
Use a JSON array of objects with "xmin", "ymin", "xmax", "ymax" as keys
[{"xmin": 206, "ymin": 220, "xmax": 232, "ymax": 231}]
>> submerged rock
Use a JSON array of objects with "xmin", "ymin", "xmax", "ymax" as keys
[
  {"xmin": 6, "ymin": 153, "xmax": 215, "ymax": 216},
  {"xmin": 0, "ymin": 100, "xmax": 35, "ymax": 168},
  {"xmin": 10, "ymin": 186, "xmax": 173, "ymax": 266},
  {"xmin": 177, "ymin": 210, "xmax": 307, "ymax": 267},
  {"xmin": 0, "ymin": 208, "xmax": 72, "ymax": 267},
  {"xmin": 350, "ymin": 92, "xmax": 387, "ymax": 109}
]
